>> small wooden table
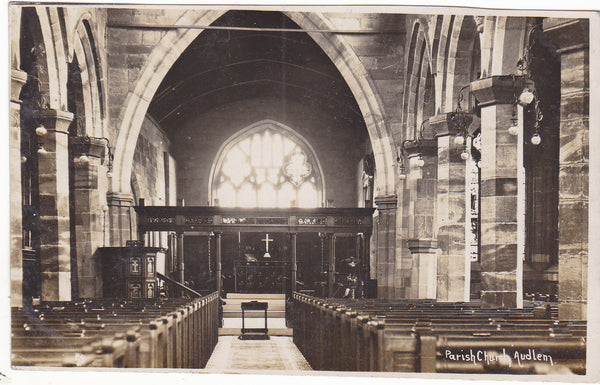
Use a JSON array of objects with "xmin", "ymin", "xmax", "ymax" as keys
[{"xmin": 240, "ymin": 301, "xmax": 269, "ymax": 340}]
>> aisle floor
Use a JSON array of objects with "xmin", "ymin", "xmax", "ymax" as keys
[{"xmin": 205, "ymin": 335, "xmax": 312, "ymax": 371}]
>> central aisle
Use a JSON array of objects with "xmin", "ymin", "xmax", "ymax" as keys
[{"xmin": 205, "ymin": 336, "xmax": 312, "ymax": 370}]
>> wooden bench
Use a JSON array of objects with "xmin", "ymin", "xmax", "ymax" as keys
[
  {"xmin": 290, "ymin": 292, "xmax": 587, "ymax": 374},
  {"xmin": 11, "ymin": 292, "xmax": 219, "ymax": 368}
]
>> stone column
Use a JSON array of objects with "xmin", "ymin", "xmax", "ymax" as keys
[
  {"xmin": 290, "ymin": 232, "xmax": 297, "ymax": 293},
  {"xmin": 107, "ymin": 192, "xmax": 135, "ymax": 246},
  {"xmin": 10, "ymin": 69, "xmax": 28, "ymax": 306},
  {"xmin": 373, "ymin": 195, "xmax": 397, "ymax": 298},
  {"xmin": 430, "ymin": 113, "xmax": 470, "ymax": 301},
  {"xmin": 471, "ymin": 75, "xmax": 525, "ymax": 309},
  {"xmin": 404, "ymin": 140, "xmax": 438, "ymax": 299},
  {"xmin": 35, "ymin": 109, "xmax": 74, "ymax": 301},
  {"xmin": 177, "ymin": 232, "xmax": 185, "ymax": 284},
  {"xmin": 327, "ymin": 233, "xmax": 336, "ymax": 297},
  {"xmin": 215, "ymin": 232, "xmax": 222, "ymax": 295},
  {"xmin": 407, "ymin": 239, "xmax": 438, "ymax": 299},
  {"xmin": 544, "ymin": 19, "xmax": 589, "ymax": 320},
  {"xmin": 70, "ymin": 136, "xmax": 107, "ymax": 298},
  {"xmin": 362, "ymin": 231, "xmax": 372, "ymax": 296}
]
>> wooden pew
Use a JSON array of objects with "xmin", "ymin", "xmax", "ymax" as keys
[
  {"xmin": 11, "ymin": 292, "xmax": 220, "ymax": 369},
  {"xmin": 289, "ymin": 292, "xmax": 587, "ymax": 374}
]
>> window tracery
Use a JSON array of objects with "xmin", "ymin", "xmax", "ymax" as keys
[{"xmin": 213, "ymin": 123, "xmax": 323, "ymax": 208}]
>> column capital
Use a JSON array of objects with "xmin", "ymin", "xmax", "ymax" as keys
[
  {"xmin": 70, "ymin": 136, "xmax": 107, "ymax": 159},
  {"xmin": 543, "ymin": 19, "xmax": 589, "ymax": 53},
  {"xmin": 470, "ymin": 75, "xmax": 525, "ymax": 107},
  {"xmin": 35, "ymin": 108, "xmax": 74, "ymax": 134},
  {"xmin": 430, "ymin": 112, "xmax": 476, "ymax": 137},
  {"xmin": 374, "ymin": 194, "xmax": 397, "ymax": 210},
  {"xmin": 403, "ymin": 138, "xmax": 437, "ymax": 157},
  {"xmin": 407, "ymin": 238, "xmax": 438, "ymax": 254},
  {"xmin": 107, "ymin": 192, "xmax": 134, "ymax": 207},
  {"xmin": 10, "ymin": 69, "xmax": 28, "ymax": 103}
]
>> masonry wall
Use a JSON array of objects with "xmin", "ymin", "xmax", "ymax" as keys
[
  {"xmin": 132, "ymin": 115, "xmax": 175, "ymax": 205},
  {"xmin": 173, "ymin": 97, "xmax": 366, "ymax": 207}
]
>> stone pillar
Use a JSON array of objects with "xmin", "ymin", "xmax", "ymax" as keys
[
  {"xmin": 70, "ymin": 136, "xmax": 107, "ymax": 298},
  {"xmin": 327, "ymin": 233, "xmax": 336, "ymax": 297},
  {"xmin": 361, "ymin": 231, "xmax": 372, "ymax": 296},
  {"xmin": 404, "ymin": 140, "xmax": 438, "ymax": 299},
  {"xmin": 544, "ymin": 19, "xmax": 589, "ymax": 320},
  {"xmin": 373, "ymin": 195, "xmax": 397, "ymax": 298},
  {"xmin": 35, "ymin": 109, "xmax": 74, "ymax": 301},
  {"xmin": 290, "ymin": 232, "xmax": 297, "ymax": 293},
  {"xmin": 471, "ymin": 75, "xmax": 525, "ymax": 309},
  {"xmin": 215, "ymin": 232, "xmax": 222, "ymax": 295},
  {"xmin": 430, "ymin": 113, "xmax": 470, "ymax": 301},
  {"xmin": 407, "ymin": 239, "xmax": 438, "ymax": 299},
  {"xmin": 10, "ymin": 69, "xmax": 28, "ymax": 306},
  {"xmin": 395, "ymin": 174, "xmax": 412, "ymax": 299},
  {"xmin": 177, "ymin": 232, "xmax": 185, "ymax": 284},
  {"xmin": 107, "ymin": 192, "xmax": 135, "ymax": 246}
]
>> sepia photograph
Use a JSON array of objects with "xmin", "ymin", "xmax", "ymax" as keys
[{"xmin": 4, "ymin": 1, "xmax": 598, "ymax": 383}]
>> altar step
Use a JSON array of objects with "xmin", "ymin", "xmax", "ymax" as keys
[{"xmin": 222, "ymin": 293, "xmax": 286, "ymax": 318}]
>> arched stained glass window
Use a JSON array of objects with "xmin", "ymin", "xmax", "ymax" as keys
[{"xmin": 210, "ymin": 120, "xmax": 325, "ymax": 208}]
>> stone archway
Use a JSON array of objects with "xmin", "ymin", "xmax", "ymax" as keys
[{"xmin": 111, "ymin": 10, "xmax": 396, "ymax": 200}]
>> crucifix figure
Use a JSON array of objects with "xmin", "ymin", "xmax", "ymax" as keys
[{"xmin": 262, "ymin": 233, "xmax": 273, "ymax": 259}]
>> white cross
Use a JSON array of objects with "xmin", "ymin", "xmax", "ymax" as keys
[
  {"xmin": 131, "ymin": 258, "xmax": 140, "ymax": 273},
  {"xmin": 261, "ymin": 233, "xmax": 274, "ymax": 252}
]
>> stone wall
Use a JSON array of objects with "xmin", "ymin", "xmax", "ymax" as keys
[
  {"xmin": 132, "ymin": 115, "xmax": 174, "ymax": 205},
  {"xmin": 131, "ymin": 115, "xmax": 176, "ymax": 247}
]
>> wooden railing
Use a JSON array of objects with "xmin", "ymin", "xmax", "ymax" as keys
[{"xmin": 157, "ymin": 272, "xmax": 203, "ymax": 298}]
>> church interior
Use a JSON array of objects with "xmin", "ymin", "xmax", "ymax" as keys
[{"xmin": 8, "ymin": 4, "xmax": 591, "ymax": 375}]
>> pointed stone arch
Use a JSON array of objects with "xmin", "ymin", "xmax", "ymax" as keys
[
  {"xmin": 402, "ymin": 21, "xmax": 435, "ymax": 140},
  {"xmin": 111, "ymin": 10, "xmax": 396, "ymax": 200},
  {"xmin": 71, "ymin": 18, "xmax": 105, "ymax": 137}
]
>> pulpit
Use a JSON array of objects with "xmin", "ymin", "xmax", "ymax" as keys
[{"xmin": 99, "ymin": 246, "xmax": 166, "ymax": 299}]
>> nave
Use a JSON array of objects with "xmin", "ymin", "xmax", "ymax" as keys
[{"xmin": 9, "ymin": 4, "xmax": 591, "ymax": 378}]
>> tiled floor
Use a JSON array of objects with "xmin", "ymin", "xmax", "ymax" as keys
[{"xmin": 205, "ymin": 335, "xmax": 312, "ymax": 371}]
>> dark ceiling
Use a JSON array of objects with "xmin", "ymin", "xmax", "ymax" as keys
[{"xmin": 147, "ymin": 10, "xmax": 366, "ymax": 136}]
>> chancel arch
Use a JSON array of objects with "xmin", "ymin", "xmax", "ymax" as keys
[
  {"xmin": 111, "ymin": 9, "xmax": 395, "ymax": 201},
  {"xmin": 209, "ymin": 120, "xmax": 325, "ymax": 209}
]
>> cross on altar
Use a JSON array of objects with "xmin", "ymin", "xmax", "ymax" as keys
[{"xmin": 261, "ymin": 233, "xmax": 273, "ymax": 258}]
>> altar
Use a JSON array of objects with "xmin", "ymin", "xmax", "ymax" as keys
[{"xmin": 234, "ymin": 260, "xmax": 290, "ymax": 293}]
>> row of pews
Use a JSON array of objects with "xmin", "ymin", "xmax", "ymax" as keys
[
  {"xmin": 11, "ymin": 292, "xmax": 219, "ymax": 368},
  {"xmin": 289, "ymin": 293, "xmax": 587, "ymax": 374}
]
